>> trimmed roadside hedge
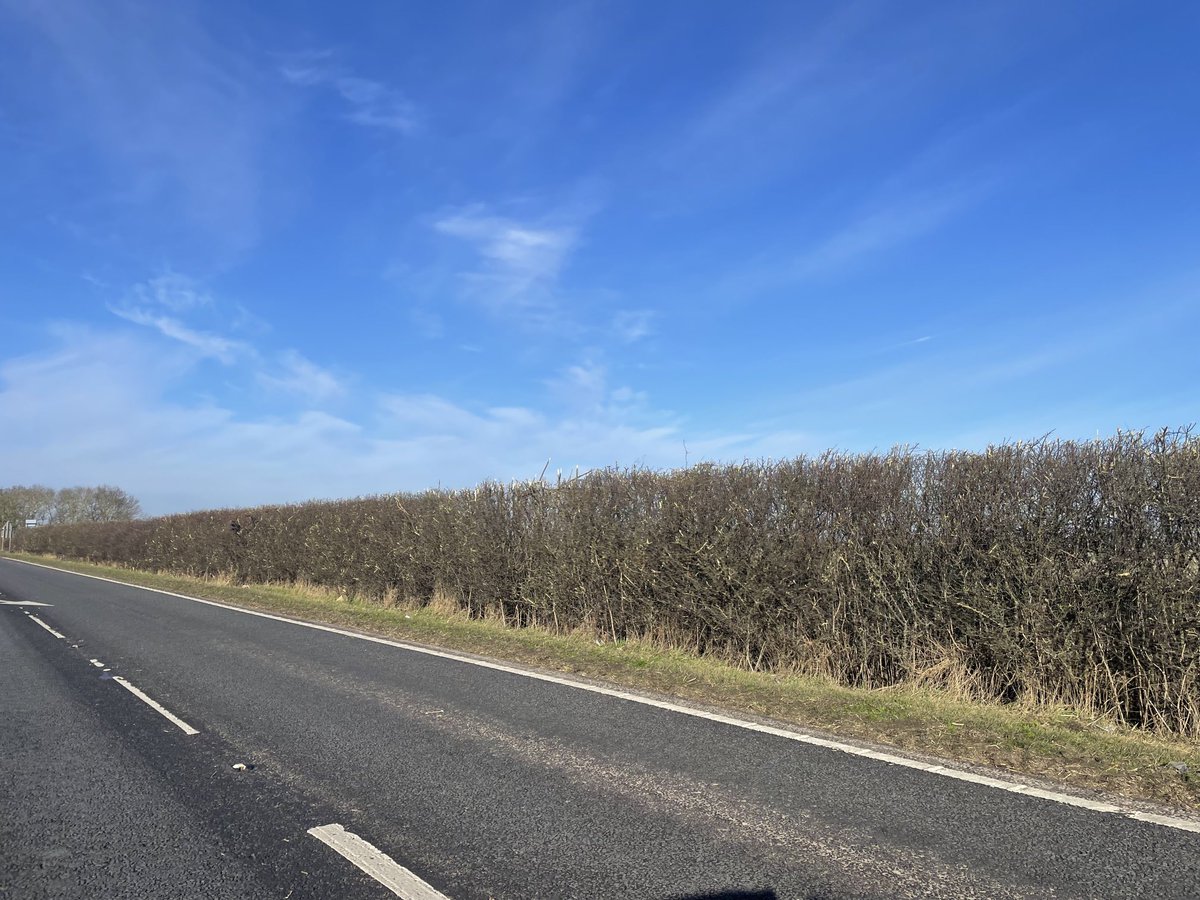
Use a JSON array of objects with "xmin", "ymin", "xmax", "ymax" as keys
[{"xmin": 20, "ymin": 429, "xmax": 1200, "ymax": 734}]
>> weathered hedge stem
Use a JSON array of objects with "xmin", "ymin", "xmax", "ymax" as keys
[{"xmin": 20, "ymin": 429, "xmax": 1200, "ymax": 735}]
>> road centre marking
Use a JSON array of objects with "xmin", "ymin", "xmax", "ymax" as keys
[
  {"xmin": 28, "ymin": 614, "xmax": 66, "ymax": 639},
  {"xmin": 112, "ymin": 676, "xmax": 200, "ymax": 736},
  {"xmin": 13, "ymin": 595, "xmax": 198, "ymax": 736},
  {"xmin": 308, "ymin": 823, "xmax": 447, "ymax": 900},
  {"xmin": 6, "ymin": 556, "xmax": 1200, "ymax": 835}
]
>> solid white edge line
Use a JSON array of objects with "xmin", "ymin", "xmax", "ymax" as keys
[
  {"xmin": 6, "ymin": 556, "xmax": 1200, "ymax": 834},
  {"xmin": 112, "ymin": 676, "xmax": 200, "ymax": 736},
  {"xmin": 27, "ymin": 613, "xmax": 66, "ymax": 639},
  {"xmin": 308, "ymin": 823, "xmax": 447, "ymax": 900}
]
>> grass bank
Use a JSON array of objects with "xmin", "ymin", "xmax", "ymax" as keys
[{"xmin": 4, "ymin": 551, "xmax": 1197, "ymax": 813}]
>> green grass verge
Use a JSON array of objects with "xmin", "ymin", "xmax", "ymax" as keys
[{"xmin": 5, "ymin": 551, "xmax": 1198, "ymax": 811}]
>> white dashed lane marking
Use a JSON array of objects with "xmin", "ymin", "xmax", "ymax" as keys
[
  {"xmin": 27, "ymin": 614, "xmax": 66, "ymax": 639},
  {"xmin": 18, "ymin": 606, "xmax": 198, "ymax": 735},
  {"xmin": 308, "ymin": 823, "xmax": 448, "ymax": 900},
  {"xmin": 112, "ymin": 676, "xmax": 200, "ymax": 736}
]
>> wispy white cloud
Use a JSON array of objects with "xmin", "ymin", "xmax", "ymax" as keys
[
  {"xmin": 791, "ymin": 184, "xmax": 981, "ymax": 277},
  {"xmin": 547, "ymin": 361, "xmax": 607, "ymax": 415},
  {"xmin": 408, "ymin": 307, "xmax": 445, "ymax": 339},
  {"xmin": 434, "ymin": 206, "xmax": 578, "ymax": 312},
  {"xmin": 612, "ymin": 309, "xmax": 654, "ymax": 343},
  {"xmin": 110, "ymin": 273, "xmax": 249, "ymax": 363},
  {"xmin": 129, "ymin": 272, "xmax": 213, "ymax": 312},
  {"xmin": 376, "ymin": 370, "xmax": 680, "ymax": 483},
  {"xmin": 0, "ymin": 327, "xmax": 365, "ymax": 513},
  {"xmin": 281, "ymin": 59, "xmax": 418, "ymax": 134},
  {"xmin": 0, "ymin": 325, "xmax": 820, "ymax": 514},
  {"xmin": 335, "ymin": 77, "xmax": 418, "ymax": 132},
  {"xmin": 679, "ymin": 6, "xmax": 874, "ymax": 152},
  {"xmin": 750, "ymin": 285, "xmax": 1200, "ymax": 452},
  {"xmin": 478, "ymin": 2, "xmax": 607, "ymax": 148},
  {"xmin": 642, "ymin": 4, "xmax": 1042, "ymax": 218},
  {"xmin": 109, "ymin": 305, "xmax": 248, "ymax": 364},
  {"xmin": 276, "ymin": 58, "xmax": 332, "ymax": 88},
  {"xmin": 646, "ymin": 6, "xmax": 886, "ymax": 206},
  {"xmin": 9, "ymin": 0, "xmax": 271, "ymax": 255},
  {"xmin": 378, "ymin": 393, "xmax": 492, "ymax": 435},
  {"xmin": 112, "ymin": 275, "xmax": 348, "ymax": 408},
  {"xmin": 257, "ymin": 350, "xmax": 346, "ymax": 402},
  {"xmin": 230, "ymin": 304, "xmax": 272, "ymax": 336},
  {"xmin": 715, "ymin": 180, "xmax": 986, "ymax": 299}
]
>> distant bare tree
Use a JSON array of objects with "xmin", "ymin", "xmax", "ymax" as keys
[
  {"xmin": 87, "ymin": 485, "xmax": 142, "ymax": 521},
  {"xmin": 1, "ymin": 484, "xmax": 141, "ymax": 525},
  {"xmin": 0, "ymin": 485, "xmax": 56, "ymax": 526},
  {"xmin": 51, "ymin": 487, "xmax": 88, "ymax": 524}
]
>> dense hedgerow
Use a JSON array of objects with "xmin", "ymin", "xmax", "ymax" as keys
[{"xmin": 20, "ymin": 429, "xmax": 1200, "ymax": 734}]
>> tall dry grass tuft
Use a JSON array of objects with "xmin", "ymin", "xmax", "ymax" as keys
[{"xmin": 20, "ymin": 428, "xmax": 1200, "ymax": 735}]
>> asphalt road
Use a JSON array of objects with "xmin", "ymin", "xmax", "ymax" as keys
[{"xmin": 1, "ymin": 558, "xmax": 1198, "ymax": 899}]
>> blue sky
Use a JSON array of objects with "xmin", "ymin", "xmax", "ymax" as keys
[{"xmin": 1, "ymin": 1, "xmax": 1198, "ymax": 515}]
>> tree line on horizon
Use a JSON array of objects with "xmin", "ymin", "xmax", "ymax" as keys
[{"xmin": 0, "ymin": 484, "xmax": 141, "ymax": 526}]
